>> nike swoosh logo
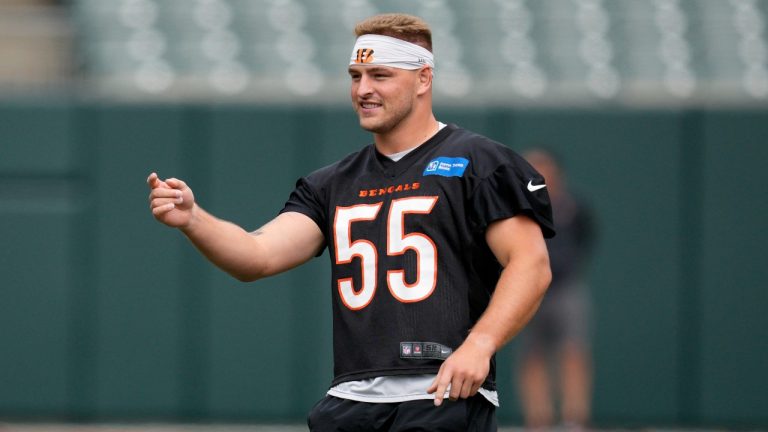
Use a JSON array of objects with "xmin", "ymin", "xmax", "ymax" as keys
[{"xmin": 527, "ymin": 180, "xmax": 547, "ymax": 192}]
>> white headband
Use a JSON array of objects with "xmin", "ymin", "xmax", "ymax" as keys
[{"xmin": 349, "ymin": 34, "xmax": 435, "ymax": 70}]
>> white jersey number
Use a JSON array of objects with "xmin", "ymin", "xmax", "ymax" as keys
[{"xmin": 334, "ymin": 197, "xmax": 438, "ymax": 310}]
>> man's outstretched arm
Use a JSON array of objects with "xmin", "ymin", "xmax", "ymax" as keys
[{"xmin": 147, "ymin": 172, "xmax": 325, "ymax": 281}]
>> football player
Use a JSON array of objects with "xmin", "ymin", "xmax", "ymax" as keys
[{"xmin": 148, "ymin": 13, "xmax": 554, "ymax": 431}]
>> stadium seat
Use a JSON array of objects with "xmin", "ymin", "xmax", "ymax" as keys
[{"xmin": 70, "ymin": 0, "xmax": 768, "ymax": 103}]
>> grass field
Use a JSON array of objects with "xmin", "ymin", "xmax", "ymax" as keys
[
  {"xmin": 0, "ymin": 424, "xmax": 747, "ymax": 432},
  {"xmin": 0, "ymin": 424, "xmax": 568, "ymax": 432}
]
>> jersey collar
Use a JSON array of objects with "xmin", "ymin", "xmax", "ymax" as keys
[{"xmin": 371, "ymin": 124, "xmax": 456, "ymax": 178}]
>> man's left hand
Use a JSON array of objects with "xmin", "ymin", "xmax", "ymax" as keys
[{"xmin": 426, "ymin": 334, "xmax": 495, "ymax": 406}]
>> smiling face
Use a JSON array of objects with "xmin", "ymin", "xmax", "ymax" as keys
[{"xmin": 348, "ymin": 64, "xmax": 422, "ymax": 134}]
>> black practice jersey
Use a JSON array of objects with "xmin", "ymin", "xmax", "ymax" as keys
[{"xmin": 281, "ymin": 124, "xmax": 554, "ymax": 390}]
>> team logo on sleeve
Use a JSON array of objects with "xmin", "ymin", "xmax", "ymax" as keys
[{"xmin": 423, "ymin": 157, "xmax": 469, "ymax": 177}]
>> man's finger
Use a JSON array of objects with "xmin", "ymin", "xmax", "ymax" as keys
[
  {"xmin": 448, "ymin": 376, "xmax": 463, "ymax": 401},
  {"xmin": 166, "ymin": 177, "xmax": 187, "ymax": 190},
  {"xmin": 150, "ymin": 196, "xmax": 183, "ymax": 210},
  {"xmin": 149, "ymin": 189, "xmax": 182, "ymax": 207},
  {"xmin": 426, "ymin": 381, "xmax": 435, "ymax": 394},
  {"xmin": 147, "ymin": 172, "xmax": 159, "ymax": 189},
  {"xmin": 152, "ymin": 202, "xmax": 175, "ymax": 216},
  {"xmin": 150, "ymin": 187, "xmax": 183, "ymax": 199},
  {"xmin": 426, "ymin": 368, "xmax": 447, "ymax": 393},
  {"xmin": 459, "ymin": 379, "xmax": 474, "ymax": 399},
  {"xmin": 427, "ymin": 373, "xmax": 451, "ymax": 407},
  {"xmin": 148, "ymin": 173, "xmax": 173, "ymax": 191}
]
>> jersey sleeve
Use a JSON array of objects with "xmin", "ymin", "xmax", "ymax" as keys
[
  {"xmin": 279, "ymin": 176, "xmax": 327, "ymax": 240},
  {"xmin": 468, "ymin": 160, "xmax": 556, "ymax": 238}
]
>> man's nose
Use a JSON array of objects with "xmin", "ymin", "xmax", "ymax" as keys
[{"xmin": 356, "ymin": 74, "xmax": 374, "ymax": 96}]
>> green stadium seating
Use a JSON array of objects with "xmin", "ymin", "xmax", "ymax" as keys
[{"xmin": 70, "ymin": 0, "xmax": 768, "ymax": 104}]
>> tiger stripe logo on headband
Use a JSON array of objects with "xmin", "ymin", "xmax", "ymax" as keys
[
  {"xmin": 355, "ymin": 48, "xmax": 375, "ymax": 64},
  {"xmin": 350, "ymin": 35, "xmax": 435, "ymax": 70}
]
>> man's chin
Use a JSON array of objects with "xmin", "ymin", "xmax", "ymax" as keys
[
  {"xmin": 359, "ymin": 120, "xmax": 379, "ymax": 133},
  {"xmin": 359, "ymin": 118, "xmax": 392, "ymax": 134}
]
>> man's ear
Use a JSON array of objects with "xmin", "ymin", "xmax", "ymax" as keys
[{"xmin": 416, "ymin": 67, "xmax": 433, "ymax": 95}]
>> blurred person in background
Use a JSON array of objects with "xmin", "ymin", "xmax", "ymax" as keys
[{"xmin": 517, "ymin": 148, "xmax": 595, "ymax": 431}]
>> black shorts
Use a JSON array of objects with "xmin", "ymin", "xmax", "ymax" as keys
[{"xmin": 307, "ymin": 394, "xmax": 497, "ymax": 431}]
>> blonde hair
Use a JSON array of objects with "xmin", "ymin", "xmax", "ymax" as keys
[{"xmin": 354, "ymin": 13, "xmax": 433, "ymax": 52}]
